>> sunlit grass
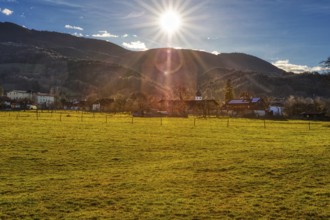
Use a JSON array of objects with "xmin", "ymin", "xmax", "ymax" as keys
[{"xmin": 0, "ymin": 111, "xmax": 329, "ymax": 219}]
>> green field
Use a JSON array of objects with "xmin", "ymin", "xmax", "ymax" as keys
[{"xmin": 0, "ymin": 111, "xmax": 329, "ymax": 219}]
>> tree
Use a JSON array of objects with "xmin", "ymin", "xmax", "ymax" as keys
[
  {"xmin": 130, "ymin": 92, "xmax": 149, "ymax": 112},
  {"xmin": 321, "ymin": 57, "xmax": 330, "ymax": 68},
  {"xmin": 224, "ymin": 79, "xmax": 234, "ymax": 102},
  {"xmin": 239, "ymin": 91, "xmax": 251, "ymax": 100},
  {"xmin": 173, "ymin": 85, "xmax": 190, "ymax": 100},
  {"xmin": 0, "ymin": 86, "xmax": 4, "ymax": 96}
]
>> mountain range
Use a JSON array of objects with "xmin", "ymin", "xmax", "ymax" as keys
[{"xmin": 0, "ymin": 22, "xmax": 329, "ymax": 101}]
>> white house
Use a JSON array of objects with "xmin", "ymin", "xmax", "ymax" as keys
[
  {"xmin": 34, "ymin": 93, "xmax": 55, "ymax": 106},
  {"xmin": 7, "ymin": 90, "xmax": 32, "ymax": 100},
  {"xmin": 269, "ymin": 105, "xmax": 284, "ymax": 116},
  {"xmin": 92, "ymin": 103, "xmax": 101, "ymax": 111},
  {"xmin": 269, "ymin": 98, "xmax": 285, "ymax": 116}
]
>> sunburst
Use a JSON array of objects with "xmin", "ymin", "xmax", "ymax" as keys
[
  {"xmin": 159, "ymin": 10, "xmax": 182, "ymax": 35},
  {"xmin": 134, "ymin": 0, "xmax": 205, "ymax": 48}
]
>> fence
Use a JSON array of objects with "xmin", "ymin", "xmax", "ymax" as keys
[{"xmin": 0, "ymin": 110, "xmax": 329, "ymax": 131}]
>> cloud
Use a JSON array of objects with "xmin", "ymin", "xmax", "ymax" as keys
[
  {"xmin": 207, "ymin": 36, "xmax": 219, "ymax": 40},
  {"xmin": 122, "ymin": 11, "xmax": 145, "ymax": 19},
  {"xmin": 1, "ymin": 8, "xmax": 13, "ymax": 16},
  {"xmin": 122, "ymin": 41, "xmax": 147, "ymax": 51},
  {"xmin": 65, "ymin": 24, "xmax": 83, "ymax": 31},
  {"xmin": 272, "ymin": 60, "xmax": 328, "ymax": 74},
  {"xmin": 72, "ymin": 32, "xmax": 83, "ymax": 37},
  {"xmin": 211, "ymin": 51, "xmax": 220, "ymax": 55},
  {"xmin": 92, "ymin": 30, "xmax": 118, "ymax": 38}
]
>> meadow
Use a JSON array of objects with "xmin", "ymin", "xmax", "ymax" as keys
[{"xmin": 0, "ymin": 111, "xmax": 329, "ymax": 219}]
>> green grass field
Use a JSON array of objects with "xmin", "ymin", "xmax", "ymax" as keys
[{"xmin": 0, "ymin": 111, "xmax": 329, "ymax": 219}]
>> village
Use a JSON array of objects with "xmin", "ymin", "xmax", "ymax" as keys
[{"xmin": 1, "ymin": 88, "xmax": 328, "ymax": 120}]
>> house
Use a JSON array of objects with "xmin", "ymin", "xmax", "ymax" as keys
[
  {"xmin": 159, "ymin": 90, "xmax": 219, "ymax": 117},
  {"xmin": 34, "ymin": 93, "xmax": 55, "ymax": 107},
  {"xmin": 6, "ymin": 90, "xmax": 32, "ymax": 100},
  {"xmin": 0, "ymin": 96, "xmax": 11, "ymax": 109},
  {"xmin": 223, "ymin": 97, "xmax": 267, "ymax": 117},
  {"xmin": 269, "ymin": 98, "xmax": 285, "ymax": 116},
  {"xmin": 92, "ymin": 103, "xmax": 101, "ymax": 111},
  {"xmin": 92, "ymin": 98, "xmax": 114, "ymax": 111}
]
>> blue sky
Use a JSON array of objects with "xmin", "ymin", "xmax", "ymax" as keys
[{"xmin": 1, "ymin": 0, "xmax": 330, "ymax": 73}]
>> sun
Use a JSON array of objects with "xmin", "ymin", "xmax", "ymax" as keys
[{"xmin": 159, "ymin": 10, "xmax": 182, "ymax": 35}]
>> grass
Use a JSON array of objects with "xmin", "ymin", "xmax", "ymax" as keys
[{"xmin": 0, "ymin": 111, "xmax": 329, "ymax": 219}]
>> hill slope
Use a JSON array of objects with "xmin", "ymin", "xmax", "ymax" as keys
[{"xmin": 0, "ymin": 22, "xmax": 329, "ymax": 100}]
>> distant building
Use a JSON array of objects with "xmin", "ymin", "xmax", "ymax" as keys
[
  {"xmin": 223, "ymin": 97, "xmax": 267, "ymax": 117},
  {"xmin": 7, "ymin": 90, "xmax": 32, "ymax": 100},
  {"xmin": 92, "ymin": 98, "xmax": 114, "ymax": 111},
  {"xmin": 0, "ymin": 96, "xmax": 11, "ymax": 109},
  {"xmin": 34, "ymin": 93, "xmax": 55, "ymax": 107},
  {"xmin": 269, "ymin": 98, "xmax": 285, "ymax": 116},
  {"xmin": 92, "ymin": 103, "xmax": 101, "ymax": 111},
  {"xmin": 195, "ymin": 90, "xmax": 203, "ymax": 101},
  {"xmin": 159, "ymin": 89, "xmax": 219, "ymax": 117}
]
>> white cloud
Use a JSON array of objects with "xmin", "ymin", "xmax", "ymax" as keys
[
  {"xmin": 122, "ymin": 11, "xmax": 145, "ymax": 19},
  {"xmin": 65, "ymin": 24, "xmax": 83, "ymax": 31},
  {"xmin": 272, "ymin": 59, "xmax": 329, "ymax": 74},
  {"xmin": 1, "ymin": 8, "xmax": 13, "ymax": 16},
  {"xmin": 72, "ymin": 32, "xmax": 83, "ymax": 37},
  {"xmin": 122, "ymin": 41, "xmax": 147, "ymax": 51},
  {"xmin": 92, "ymin": 30, "xmax": 118, "ymax": 38},
  {"xmin": 211, "ymin": 51, "xmax": 220, "ymax": 55},
  {"xmin": 207, "ymin": 36, "xmax": 219, "ymax": 40}
]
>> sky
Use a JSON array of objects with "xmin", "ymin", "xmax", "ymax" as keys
[{"xmin": 1, "ymin": 0, "xmax": 330, "ymax": 73}]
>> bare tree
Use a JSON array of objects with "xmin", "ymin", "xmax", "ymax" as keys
[
  {"xmin": 224, "ymin": 79, "xmax": 234, "ymax": 102},
  {"xmin": 173, "ymin": 85, "xmax": 190, "ymax": 100},
  {"xmin": 321, "ymin": 57, "xmax": 330, "ymax": 67}
]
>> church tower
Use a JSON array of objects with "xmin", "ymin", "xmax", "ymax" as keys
[{"xmin": 195, "ymin": 89, "xmax": 202, "ymax": 101}]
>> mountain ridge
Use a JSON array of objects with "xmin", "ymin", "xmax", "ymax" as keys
[{"xmin": 0, "ymin": 22, "xmax": 329, "ymax": 100}]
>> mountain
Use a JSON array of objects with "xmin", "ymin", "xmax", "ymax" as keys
[
  {"xmin": 0, "ymin": 22, "xmax": 329, "ymax": 101},
  {"xmin": 0, "ymin": 22, "xmax": 127, "ymax": 62}
]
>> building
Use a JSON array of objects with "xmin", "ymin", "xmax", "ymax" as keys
[
  {"xmin": 223, "ymin": 97, "xmax": 267, "ymax": 117},
  {"xmin": 159, "ymin": 89, "xmax": 219, "ymax": 117},
  {"xmin": 0, "ymin": 96, "xmax": 11, "ymax": 109},
  {"xmin": 195, "ymin": 90, "xmax": 203, "ymax": 101},
  {"xmin": 6, "ymin": 90, "xmax": 32, "ymax": 100},
  {"xmin": 34, "ymin": 93, "xmax": 55, "ymax": 107}
]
